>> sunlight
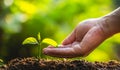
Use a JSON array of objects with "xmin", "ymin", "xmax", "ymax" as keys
[{"xmin": 15, "ymin": 1, "xmax": 37, "ymax": 15}]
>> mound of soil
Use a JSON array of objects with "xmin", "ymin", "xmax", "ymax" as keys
[{"xmin": 1, "ymin": 57, "xmax": 120, "ymax": 70}]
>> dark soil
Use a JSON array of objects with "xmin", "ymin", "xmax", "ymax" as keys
[{"xmin": 1, "ymin": 57, "xmax": 120, "ymax": 70}]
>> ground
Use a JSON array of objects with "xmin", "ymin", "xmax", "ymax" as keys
[{"xmin": 1, "ymin": 57, "xmax": 120, "ymax": 70}]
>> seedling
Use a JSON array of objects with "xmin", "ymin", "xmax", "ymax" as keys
[
  {"xmin": 0, "ymin": 59, "xmax": 4, "ymax": 67},
  {"xmin": 22, "ymin": 32, "xmax": 58, "ymax": 58}
]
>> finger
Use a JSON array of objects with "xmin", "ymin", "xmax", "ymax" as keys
[
  {"xmin": 48, "ymin": 45, "xmax": 55, "ymax": 48},
  {"xmin": 43, "ymin": 47, "xmax": 77, "ymax": 58},
  {"xmin": 47, "ymin": 44, "xmax": 71, "ymax": 48},
  {"xmin": 58, "ymin": 44, "xmax": 71, "ymax": 48},
  {"xmin": 62, "ymin": 30, "xmax": 76, "ymax": 45},
  {"xmin": 62, "ymin": 22, "xmax": 93, "ymax": 45},
  {"xmin": 75, "ymin": 24, "xmax": 90, "ymax": 42}
]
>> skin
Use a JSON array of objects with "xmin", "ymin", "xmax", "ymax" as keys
[{"xmin": 43, "ymin": 7, "xmax": 120, "ymax": 58}]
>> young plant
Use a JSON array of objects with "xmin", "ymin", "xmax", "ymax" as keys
[
  {"xmin": 0, "ymin": 59, "xmax": 4, "ymax": 67},
  {"xmin": 22, "ymin": 32, "xmax": 58, "ymax": 58}
]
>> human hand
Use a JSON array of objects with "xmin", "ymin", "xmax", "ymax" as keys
[
  {"xmin": 43, "ymin": 18, "xmax": 112, "ymax": 58},
  {"xmin": 43, "ymin": 7, "xmax": 120, "ymax": 58}
]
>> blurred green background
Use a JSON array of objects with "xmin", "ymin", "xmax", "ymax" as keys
[{"xmin": 0, "ymin": 0, "xmax": 120, "ymax": 62}]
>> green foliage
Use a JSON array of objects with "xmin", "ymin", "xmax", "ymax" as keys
[
  {"xmin": 42, "ymin": 38, "xmax": 58, "ymax": 47},
  {"xmin": 22, "ymin": 32, "xmax": 57, "ymax": 58},
  {"xmin": 37, "ymin": 32, "xmax": 41, "ymax": 42},
  {"xmin": 0, "ymin": 59, "xmax": 4, "ymax": 67},
  {"xmin": 22, "ymin": 37, "xmax": 38, "ymax": 45}
]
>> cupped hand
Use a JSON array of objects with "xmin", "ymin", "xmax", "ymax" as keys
[{"xmin": 43, "ymin": 18, "xmax": 111, "ymax": 58}]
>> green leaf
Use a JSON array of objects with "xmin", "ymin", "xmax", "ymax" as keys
[
  {"xmin": 22, "ymin": 37, "xmax": 38, "ymax": 45},
  {"xmin": 42, "ymin": 38, "xmax": 57, "ymax": 47},
  {"xmin": 0, "ymin": 59, "xmax": 3, "ymax": 63},
  {"xmin": 0, "ymin": 59, "xmax": 4, "ymax": 67},
  {"xmin": 37, "ymin": 32, "xmax": 41, "ymax": 42}
]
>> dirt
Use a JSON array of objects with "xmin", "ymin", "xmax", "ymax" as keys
[{"xmin": 0, "ymin": 57, "xmax": 120, "ymax": 70}]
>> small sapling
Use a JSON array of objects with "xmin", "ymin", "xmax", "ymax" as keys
[
  {"xmin": 22, "ymin": 32, "xmax": 58, "ymax": 58},
  {"xmin": 0, "ymin": 59, "xmax": 4, "ymax": 67}
]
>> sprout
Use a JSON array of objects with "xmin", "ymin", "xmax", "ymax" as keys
[
  {"xmin": 22, "ymin": 32, "xmax": 58, "ymax": 58},
  {"xmin": 0, "ymin": 59, "xmax": 4, "ymax": 67}
]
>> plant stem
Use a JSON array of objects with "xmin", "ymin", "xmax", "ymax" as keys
[
  {"xmin": 38, "ymin": 43, "xmax": 42, "ymax": 58},
  {"xmin": 38, "ymin": 44, "xmax": 40, "ymax": 58}
]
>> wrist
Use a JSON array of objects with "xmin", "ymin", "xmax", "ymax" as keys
[
  {"xmin": 103, "ymin": 16, "xmax": 120, "ymax": 33},
  {"xmin": 99, "ymin": 7, "xmax": 120, "ymax": 36}
]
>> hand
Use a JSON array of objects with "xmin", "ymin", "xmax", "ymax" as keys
[{"xmin": 43, "ymin": 18, "xmax": 113, "ymax": 58}]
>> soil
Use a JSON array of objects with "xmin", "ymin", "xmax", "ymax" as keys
[{"xmin": 0, "ymin": 57, "xmax": 120, "ymax": 70}]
